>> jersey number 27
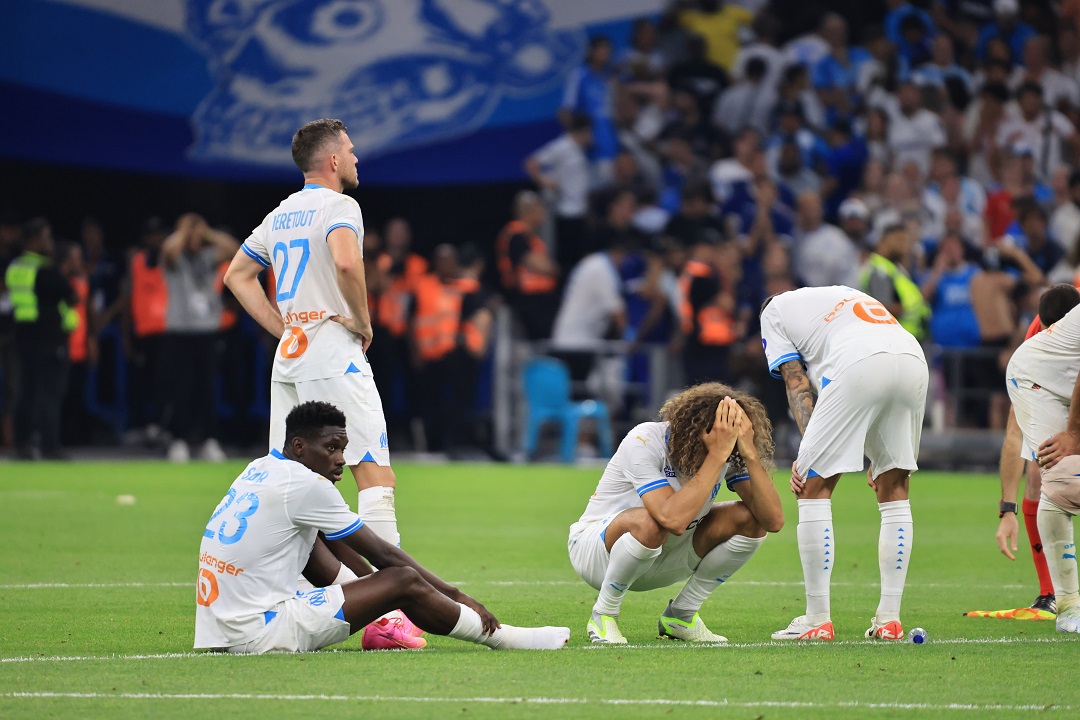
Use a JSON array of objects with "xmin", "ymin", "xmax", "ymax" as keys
[{"xmin": 273, "ymin": 238, "xmax": 310, "ymax": 302}]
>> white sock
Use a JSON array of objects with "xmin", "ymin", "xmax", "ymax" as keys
[
  {"xmin": 447, "ymin": 604, "xmax": 569, "ymax": 650},
  {"xmin": 357, "ymin": 486, "xmax": 400, "ymax": 547},
  {"xmin": 593, "ymin": 533, "xmax": 662, "ymax": 617},
  {"xmin": 333, "ymin": 563, "xmax": 359, "ymax": 585},
  {"xmin": 1038, "ymin": 496, "xmax": 1079, "ymax": 612},
  {"xmin": 797, "ymin": 499, "xmax": 833, "ymax": 625},
  {"xmin": 669, "ymin": 535, "xmax": 766, "ymax": 620},
  {"xmin": 876, "ymin": 500, "xmax": 913, "ymax": 623}
]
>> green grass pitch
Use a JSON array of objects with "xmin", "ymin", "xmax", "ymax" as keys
[{"xmin": 1, "ymin": 461, "xmax": 1076, "ymax": 719}]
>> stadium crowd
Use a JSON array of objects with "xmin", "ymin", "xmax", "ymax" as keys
[{"xmin": 4, "ymin": 0, "xmax": 1080, "ymax": 460}]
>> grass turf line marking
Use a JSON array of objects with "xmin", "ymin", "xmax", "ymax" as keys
[
  {"xmin": 1, "ymin": 692, "xmax": 1073, "ymax": 712},
  {"xmin": 0, "ymin": 582, "xmax": 191, "ymax": 589},
  {"xmin": 3, "ymin": 636, "xmax": 1076, "ymax": 664},
  {"xmin": 0, "ymin": 580, "xmax": 1033, "ymax": 590}
]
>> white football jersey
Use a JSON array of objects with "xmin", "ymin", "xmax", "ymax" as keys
[
  {"xmin": 194, "ymin": 450, "xmax": 363, "ymax": 649},
  {"xmin": 577, "ymin": 422, "xmax": 746, "ymax": 528},
  {"xmin": 241, "ymin": 184, "xmax": 367, "ymax": 382},
  {"xmin": 1008, "ymin": 303, "xmax": 1080, "ymax": 400},
  {"xmin": 760, "ymin": 286, "xmax": 925, "ymax": 392}
]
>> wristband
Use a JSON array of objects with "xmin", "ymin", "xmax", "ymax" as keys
[{"xmin": 999, "ymin": 501, "xmax": 1018, "ymax": 519}]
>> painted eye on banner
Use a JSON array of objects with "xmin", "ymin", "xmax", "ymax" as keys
[{"xmin": 309, "ymin": 0, "xmax": 383, "ymax": 42}]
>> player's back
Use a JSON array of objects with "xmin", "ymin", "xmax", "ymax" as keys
[
  {"xmin": 195, "ymin": 452, "xmax": 318, "ymax": 647},
  {"xmin": 760, "ymin": 286, "xmax": 925, "ymax": 391},
  {"xmin": 240, "ymin": 184, "xmax": 366, "ymax": 383},
  {"xmin": 1010, "ymin": 303, "xmax": 1080, "ymax": 399}
]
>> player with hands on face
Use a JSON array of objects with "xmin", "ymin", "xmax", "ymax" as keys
[{"xmin": 568, "ymin": 383, "xmax": 784, "ymax": 645}]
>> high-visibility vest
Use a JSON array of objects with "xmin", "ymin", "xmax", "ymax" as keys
[
  {"xmin": 412, "ymin": 274, "xmax": 463, "ymax": 362},
  {"xmin": 130, "ymin": 250, "xmax": 168, "ymax": 337},
  {"xmin": 68, "ymin": 275, "xmax": 90, "ymax": 362},
  {"xmin": 377, "ymin": 275, "xmax": 411, "ymax": 337},
  {"xmin": 678, "ymin": 259, "xmax": 737, "ymax": 346},
  {"xmin": 496, "ymin": 221, "xmax": 557, "ymax": 294},
  {"xmin": 455, "ymin": 276, "xmax": 488, "ymax": 357},
  {"xmin": 859, "ymin": 253, "xmax": 930, "ymax": 339},
  {"xmin": 5, "ymin": 252, "xmax": 78, "ymax": 332},
  {"xmin": 5, "ymin": 251, "xmax": 47, "ymax": 323},
  {"xmin": 374, "ymin": 252, "xmax": 426, "ymax": 337}
]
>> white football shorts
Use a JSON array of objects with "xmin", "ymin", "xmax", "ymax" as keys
[
  {"xmin": 568, "ymin": 514, "xmax": 711, "ymax": 592},
  {"xmin": 795, "ymin": 352, "xmax": 928, "ymax": 480},
  {"xmin": 1006, "ymin": 376, "xmax": 1069, "ymax": 463},
  {"xmin": 227, "ymin": 585, "xmax": 350, "ymax": 655},
  {"xmin": 271, "ymin": 369, "xmax": 390, "ymax": 466}
]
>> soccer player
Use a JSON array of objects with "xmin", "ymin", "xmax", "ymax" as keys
[
  {"xmin": 979, "ymin": 285, "xmax": 1080, "ymax": 621},
  {"xmin": 568, "ymin": 383, "xmax": 784, "ymax": 644},
  {"xmin": 195, "ymin": 401, "xmax": 570, "ymax": 654},
  {"xmin": 224, "ymin": 119, "xmax": 400, "ymax": 547},
  {"xmin": 760, "ymin": 286, "xmax": 928, "ymax": 641},
  {"xmin": 1005, "ymin": 294, "xmax": 1080, "ymax": 634}
]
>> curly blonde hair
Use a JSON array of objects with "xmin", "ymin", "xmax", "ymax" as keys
[{"xmin": 659, "ymin": 382, "xmax": 774, "ymax": 478}]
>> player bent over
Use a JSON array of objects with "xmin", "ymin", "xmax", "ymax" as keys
[
  {"xmin": 195, "ymin": 401, "xmax": 569, "ymax": 654},
  {"xmin": 975, "ymin": 285, "xmax": 1080, "ymax": 621},
  {"xmin": 760, "ymin": 286, "xmax": 928, "ymax": 641},
  {"xmin": 568, "ymin": 383, "xmax": 784, "ymax": 644},
  {"xmin": 1007, "ymin": 297, "xmax": 1080, "ymax": 634}
]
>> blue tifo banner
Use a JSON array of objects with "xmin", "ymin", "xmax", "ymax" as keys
[{"xmin": 0, "ymin": 0, "xmax": 660, "ymax": 184}]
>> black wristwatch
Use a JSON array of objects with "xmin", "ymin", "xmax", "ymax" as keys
[{"xmin": 999, "ymin": 501, "xmax": 1018, "ymax": 519}]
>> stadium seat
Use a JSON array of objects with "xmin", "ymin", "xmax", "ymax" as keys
[{"xmin": 522, "ymin": 356, "xmax": 612, "ymax": 463}]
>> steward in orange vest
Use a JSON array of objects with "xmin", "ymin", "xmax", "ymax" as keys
[
  {"xmin": 495, "ymin": 192, "xmax": 559, "ymax": 340},
  {"xmin": 678, "ymin": 239, "xmax": 738, "ymax": 384},
  {"xmin": 409, "ymin": 245, "xmax": 493, "ymax": 453},
  {"xmin": 130, "ymin": 248, "xmax": 168, "ymax": 338}
]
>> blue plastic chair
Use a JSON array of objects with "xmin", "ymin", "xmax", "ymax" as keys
[{"xmin": 522, "ymin": 357, "xmax": 612, "ymax": 463}]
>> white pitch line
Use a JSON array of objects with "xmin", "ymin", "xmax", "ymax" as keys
[
  {"xmin": 3, "ymin": 635, "xmax": 1076, "ymax": 664},
  {"xmin": 1, "ymin": 692, "xmax": 1073, "ymax": 712},
  {"xmin": 0, "ymin": 582, "xmax": 190, "ymax": 589},
  {"xmin": 0, "ymin": 580, "xmax": 1032, "ymax": 590}
]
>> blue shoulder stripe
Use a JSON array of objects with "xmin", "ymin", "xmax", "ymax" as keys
[
  {"xmin": 324, "ymin": 518, "xmax": 364, "ymax": 541},
  {"xmin": 636, "ymin": 479, "xmax": 672, "ymax": 497},
  {"xmin": 241, "ymin": 243, "xmax": 270, "ymax": 267},
  {"xmin": 768, "ymin": 352, "xmax": 802, "ymax": 378},
  {"xmin": 326, "ymin": 222, "xmax": 358, "ymax": 241}
]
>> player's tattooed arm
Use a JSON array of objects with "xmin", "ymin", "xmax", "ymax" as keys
[{"xmin": 780, "ymin": 360, "xmax": 815, "ymax": 436}]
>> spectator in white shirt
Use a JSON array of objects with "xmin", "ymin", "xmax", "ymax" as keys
[
  {"xmin": 963, "ymin": 80, "xmax": 1012, "ymax": 188},
  {"xmin": 709, "ymin": 127, "xmax": 760, "ymax": 204},
  {"xmin": 996, "ymin": 81, "xmax": 1079, "ymax": 182},
  {"xmin": 712, "ymin": 57, "xmax": 776, "ymax": 137},
  {"xmin": 525, "ymin": 113, "xmax": 594, "ymax": 270},
  {"xmin": 550, "ymin": 236, "xmax": 630, "ymax": 385},
  {"xmin": 733, "ymin": 11, "xmax": 785, "ymax": 89},
  {"xmin": 886, "ymin": 80, "xmax": 947, "ymax": 177},
  {"xmin": 1050, "ymin": 168, "xmax": 1080, "ymax": 260},
  {"xmin": 1009, "ymin": 36, "xmax": 1080, "ymax": 113},
  {"xmin": 793, "ymin": 190, "xmax": 860, "ymax": 288}
]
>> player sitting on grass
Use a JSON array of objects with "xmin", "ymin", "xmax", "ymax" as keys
[
  {"xmin": 761, "ymin": 285, "xmax": 929, "ymax": 642},
  {"xmin": 194, "ymin": 401, "xmax": 570, "ymax": 654},
  {"xmin": 1006, "ymin": 296, "xmax": 1080, "ymax": 635},
  {"xmin": 568, "ymin": 383, "xmax": 784, "ymax": 644}
]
